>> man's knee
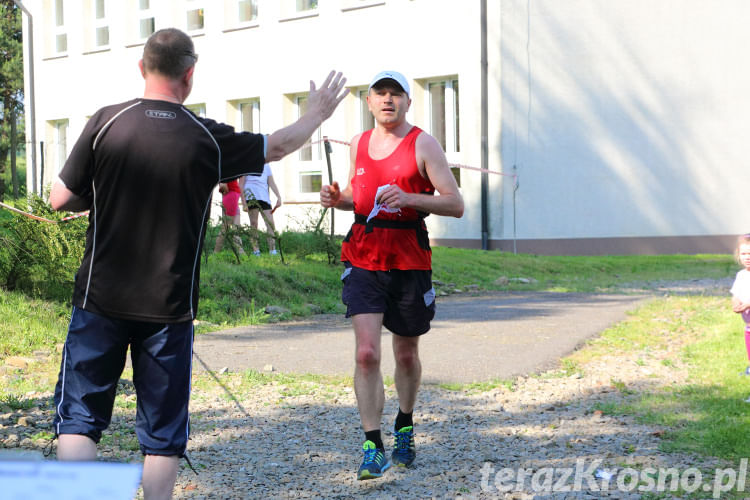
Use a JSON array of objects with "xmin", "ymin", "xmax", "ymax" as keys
[
  {"xmin": 394, "ymin": 346, "xmax": 419, "ymax": 370},
  {"xmin": 356, "ymin": 344, "xmax": 381, "ymax": 369}
]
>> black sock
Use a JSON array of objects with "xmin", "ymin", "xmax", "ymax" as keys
[
  {"xmin": 365, "ymin": 430, "xmax": 383, "ymax": 450},
  {"xmin": 395, "ymin": 409, "xmax": 413, "ymax": 431}
]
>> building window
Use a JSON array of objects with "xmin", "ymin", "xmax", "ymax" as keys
[
  {"xmin": 358, "ymin": 89, "xmax": 374, "ymax": 132},
  {"xmin": 54, "ymin": 0, "xmax": 67, "ymax": 54},
  {"xmin": 238, "ymin": 100, "xmax": 260, "ymax": 132},
  {"xmin": 296, "ymin": 0, "xmax": 318, "ymax": 11},
  {"xmin": 299, "ymin": 171, "xmax": 322, "ymax": 193},
  {"xmin": 138, "ymin": 0, "xmax": 155, "ymax": 40},
  {"xmin": 185, "ymin": 103, "xmax": 206, "ymax": 117},
  {"xmin": 94, "ymin": 0, "xmax": 109, "ymax": 47},
  {"xmin": 428, "ymin": 79, "xmax": 460, "ymax": 153},
  {"xmin": 296, "ymin": 95, "xmax": 321, "ymax": 161},
  {"xmin": 427, "ymin": 78, "xmax": 460, "ymax": 186},
  {"xmin": 238, "ymin": 0, "xmax": 258, "ymax": 22},
  {"xmin": 187, "ymin": 1, "xmax": 205, "ymax": 32},
  {"xmin": 48, "ymin": 119, "xmax": 69, "ymax": 175}
]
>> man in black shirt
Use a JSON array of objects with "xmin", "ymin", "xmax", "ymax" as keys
[{"xmin": 49, "ymin": 28, "xmax": 347, "ymax": 500}]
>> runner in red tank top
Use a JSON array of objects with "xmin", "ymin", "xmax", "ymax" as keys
[{"xmin": 320, "ymin": 70, "xmax": 464, "ymax": 480}]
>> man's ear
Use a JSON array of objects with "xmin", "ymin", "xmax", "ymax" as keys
[
  {"xmin": 138, "ymin": 59, "xmax": 146, "ymax": 78},
  {"xmin": 184, "ymin": 65, "xmax": 195, "ymax": 85}
]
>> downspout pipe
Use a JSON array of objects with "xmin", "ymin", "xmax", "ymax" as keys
[
  {"xmin": 13, "ymin": 0, "xmax": 37, "ymax": 195},
  {"xmin": 480, "ymin": 0, "xmax": 489, "ymax": 250}
]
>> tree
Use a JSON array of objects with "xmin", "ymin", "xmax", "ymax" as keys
[{"xmin": 0, "ymin": 0, "xmax": 24, "ymax": 201}]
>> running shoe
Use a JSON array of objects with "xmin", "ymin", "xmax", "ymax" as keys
[
  {"xmin": 391, "ymin": 425, "xmax": 416, "ymax": 467},
  {"xmin": 741, "ymin": 366, "xmax": 750, "ymax": 376},
  {"xmin": 357, "ymin": 440, "xmax": 390, "ymax": 480}
]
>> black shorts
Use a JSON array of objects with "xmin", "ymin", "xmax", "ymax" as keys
[
  {"xmin": 341, "ymin": 264, "xmax": 436, "ymax": 337},
  {"xmin": 53, "ymin": 307, "xmax": 193, "ymax": 456},
  {"xmin": 246, "ymin": 196, "xmax": 271, "ymax": 211}
]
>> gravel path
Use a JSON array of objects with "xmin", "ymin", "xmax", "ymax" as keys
[{"xmin": 0, "ymin": 279, "xmax": 736, "ymax": 499}]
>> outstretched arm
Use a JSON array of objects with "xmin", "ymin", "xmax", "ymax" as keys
[{"xmin": 266, "ymin": 71, "xmax": 349, "ymax": 162}]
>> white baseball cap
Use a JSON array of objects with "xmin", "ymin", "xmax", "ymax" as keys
[{"xmin": 368, "ymin": 70, "xmax": 410, "ymax": 98}]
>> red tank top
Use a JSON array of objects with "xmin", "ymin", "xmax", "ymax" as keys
[
  {"xmin": 227, "ymin": 179, "xmax": 241, "ymax": 193},
  {"xmin": 341, "ymin": 126, "xmax": 435, "ymax": 271}
]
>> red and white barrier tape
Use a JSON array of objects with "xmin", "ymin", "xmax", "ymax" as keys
[
  {"xmin": 0, "ymin": 201, "xmax": 88, "ymax": 224},
  {"xmin": 2, "ymin": 136, "xmax": 512, "ymax": 222},
  {"xmin": 314, "ymin": 137, "xmax": 516, "ymax": 178}
]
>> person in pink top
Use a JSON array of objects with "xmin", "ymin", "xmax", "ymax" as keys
[{"xmin": 214, "ymin": 178, "xmax": 244, "ymax": 254}]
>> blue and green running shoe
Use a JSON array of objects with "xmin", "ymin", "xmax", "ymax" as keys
[
  {"xmin": 391, "ymin": 425, "xmax": 416, "ymax": 467},
  {"xmin": 357, "ymin": 440, "xmax": 390, "ymax": 480}
]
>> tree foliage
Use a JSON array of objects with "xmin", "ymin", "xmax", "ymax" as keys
[{"xmin": 0, "ymin": 0, "xmax": 24, "ymax": 200}]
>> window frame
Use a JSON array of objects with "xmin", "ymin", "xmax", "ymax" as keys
[
  {"xmin": 137, "ymin": 0, "xmax": 156, "ymax": 42},
  {"xmin": 186, "ymin": 0, "xmax": 205, "ymax": 33},
  {"xmin": 298, "ymin": 171, "xmax": 322, "ymax": 194},
  {"xmin": 238, "ymin": 99, "xmax": 261, "ymax": 133},
  {"xmin": 47, "ymin": 119, "xmax": 69, "ymax": 177},
  {"xmin": 237, "ymin": 0, "xmax": 259, "ymax": 23},
  {"xmin": 295, "ymin": 95, "xmax": 322, "ymax": 162},
  {"xmin": 185, "ymin": 103, "xmax": 206, "ymax": 118},
  {"xmin": 93, "ymin": 0, "xmax": 110, "ymax": 49},
  {"xmin": 54, "ymin": 0, "xmax": 68, "ymax": 55},
  {"xmin": 280, "ymin": 0, "xmax": 319, "ymax": 22},
  {"xmin": 358, "ymin": 88, "xmax": 375, "ymax": 132},
  {"xmin": 426, "ymin": 77, "xmax": 460, "ymax": 186},
  {"xmin": 296, "ymin": 0, "xmax": 318, "ymax": 12}
]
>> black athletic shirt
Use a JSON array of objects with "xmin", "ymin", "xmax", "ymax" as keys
[{"xmin": 59, "ymin": 98, "xmax": 266, "ymax": 322}]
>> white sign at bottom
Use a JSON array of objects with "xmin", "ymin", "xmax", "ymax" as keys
[{"xmin": 0, "ymin": 461, "xmax": 142, "ymax": 500}]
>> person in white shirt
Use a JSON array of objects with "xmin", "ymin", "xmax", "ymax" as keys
[
  {"xmin": 241, "ymin": 163, "xmax": 281, "ymax": 256},
  {"xmin": 731, "ymin": 234, "xmax": 750, "ymax": 389}
]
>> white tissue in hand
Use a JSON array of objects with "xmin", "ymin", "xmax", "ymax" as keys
[{"xmin": 367, "ymin": 184, "xmax": 401, "ymax": 222}]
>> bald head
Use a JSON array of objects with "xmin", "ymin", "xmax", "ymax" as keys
[{"xmin": 142, "ymin": 28, "xmax": 197, "ymax": 80}]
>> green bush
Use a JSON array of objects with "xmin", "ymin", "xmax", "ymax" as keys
[
  {"xmin": 0, "ymin": 195, "xmax": 86, "ymax": 301},
  {"xmin": 277, "ymin": 229, "xmax": 340, "ymax": 260}
]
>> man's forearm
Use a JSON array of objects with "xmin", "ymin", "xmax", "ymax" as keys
[
  {"xmin": 407, "ymin": 192, "xmax": 464, "ymax": 218},
  {"xmin": 265, "ymin": 114, "xmax": 322, "ymax": 162}
]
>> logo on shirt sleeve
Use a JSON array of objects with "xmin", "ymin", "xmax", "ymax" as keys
[{"xmin": 146, "ymin": 110, "xmax": 177, "ymax": 119}]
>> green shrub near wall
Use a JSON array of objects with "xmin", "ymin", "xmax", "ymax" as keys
[{"xmin": 0, "ymin": 195, "xmax": 86, "ymax": 302}]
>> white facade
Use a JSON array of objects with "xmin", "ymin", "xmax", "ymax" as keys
[{"xmin": 19, "ymin": 0, "xmax": 750, "ymax": 254}]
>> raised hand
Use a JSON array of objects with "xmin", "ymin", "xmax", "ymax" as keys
[{"xmin": 307, "ymin": 71, "xmax": 349, "ymax": 123}]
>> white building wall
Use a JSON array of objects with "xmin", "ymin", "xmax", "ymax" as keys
[
  {"xmin": 500, "ymin": 0, "xmax": 750, "ymax": 247},
  {"xmin": 22, "ymin": 0, "xmax": 484, "ymax": 244},
  {"xmin": 21, "ymin": 0, "xmax": 750, "ymax": 254}
]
